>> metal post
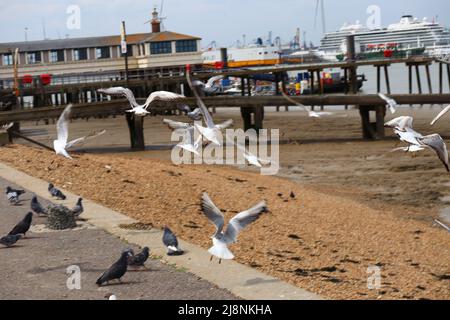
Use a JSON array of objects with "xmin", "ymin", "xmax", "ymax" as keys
[
  {"xmin": 376, "ymin": 65, "xmax": 381, "ymax": 93},
  {"xmin": 121, "ymin": 21, "xmax": 129, "ymax": 87}
]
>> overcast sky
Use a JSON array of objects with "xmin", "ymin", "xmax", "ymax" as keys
[{"xmin": 0, "ymin": 0, "xmax": 449, "ymax": 47}]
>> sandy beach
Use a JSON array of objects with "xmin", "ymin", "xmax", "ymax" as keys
[{"xmin": 2, "ymin": 105, "xmax": 450, "ymax": 300}]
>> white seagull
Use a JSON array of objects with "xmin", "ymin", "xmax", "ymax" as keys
[
  {"xmin": 163, "ymin": 119, "xmax": 203, "ymax": 155},
  {"xmin": 281, "ymin": 91, "xmax": 334, "ymax": 118},
  {"xmin": 54, "ymin": 104, "xmax": 106, "ymax": 159},
  {"xmin": 186, "ymin": 73, "xmax": 233, "ymax": 146},
  {"xmin": 431, "ymin": 105, "xmax": 450, "ymax": 126},
  {"xmin": 417, "ymin": 134, "xmax": 449, "ymax": 172},
  {"xmin": 192, "ymin": 75, "xmax": 224, "ymax": 95},
  {"xmin": 378, "ymin": 93, "xmax": 397, "ymax": 114},
  {"xmin": 98, "ymin": 87, "xmax": 185, "ymax": 117},
  {"xmin": 201, "ymin": 193, "xmax": 268, "ymax": 263}
]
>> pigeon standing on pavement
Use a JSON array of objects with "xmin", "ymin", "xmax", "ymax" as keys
[
  {"xmin": 48, "ymin": 183, "xmax": 67, "ymax": 200},
  {"xmin": 96, "ymin": 249, "xmax": 134, "ymax": 286},
  {"xmin": 128, "ymin": 247, "xmax": 150, "ymax": 269},
  {"xmin": 8, "ymin": 212, "xmax": 33, "ymax": 237},
  {"xmin": 71, "ymin": 198, "xmax": 84, "ymax": 218},
  {"xmin": 0, "ymin": 234, "xmax": 22, "ymax": 247},
  {"xmin": 31, "ymin": 196, "xmax": 48, "ymax": 216},
  {"xmin": 6, "ymin": 187, "xmax": 25, "ymax": 205},
  {"xmin": 162, "ymin": 227, "xmax": 184, "ymax": 256}
]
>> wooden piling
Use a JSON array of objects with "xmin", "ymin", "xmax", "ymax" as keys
[
  {"xmin": 415, "ymin": 65, "xmax": 422, "ymax": 94},
  {"xmin": 125, "ymin": 113, "xmax": 145, "ymax": 150},
  {"xmin": 439, "ymin": 63, "xmax": 443, "ymax": 94},
  {"xmin": 425, "ymin": 64, "xmax": 433, "ymax": 94},
  {"xmin": 384, "ymin": 65, "xmax": 391, "ymax": 94},
  {"xmin": 376, "ymin": 65, "xmax": 381, "ymax": 93}
]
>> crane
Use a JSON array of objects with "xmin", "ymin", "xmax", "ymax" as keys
[{"xmin": 314, "ymin": 0, "xmax": 327, "ymax": 34}]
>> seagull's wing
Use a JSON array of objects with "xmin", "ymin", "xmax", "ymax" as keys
[
  {"xmin": 56, "ymin": 104, "xmax": 72, "ymax": 145},
  {"xmin": 215, "ymin": 119, "xmax": 234, "ymax": 130},
  {"xmin": 223, "ymin": 201, "xmax": 267, "ymax": 243},
  {"xmin": 206, "ymin": 75, "xmax": 224, "ymax": 89},
  {"xmin": 187, "ymin": 108, "xmax": 203, "ymax": 121},
  {"xmin": 385, "ymin": 116, "xmax": 414, "ymax": 130},
  {"xmin": 66, "ymin": 130, "xmax": 106, "ymax": 150},
  {"xmin": 378, "ymin": 93, "xmax": 397, "ymax": 114},
  {"xmin": 2, "ymin": 123, "xmax": 13, "ymax": 131},
  {"xmin": 431, "ymin": 105, "xmax": 450, "ymax": 126},
  {"xmin": 418, "ymin": 134, "xmax": 450, "ymax": 172},
  {"xmin": 162, "ymin": 119, "xmax": 191, "ymax": 131},
  {"xmin": 143, "ymin": 91, "xmax": 185, "ymax": 109},
  {"xmin": 201, "ymin": 193, "xmax": 225, "ymax": 234},
  {"xmin": 177, "ymin": 104, "xmax": 192, "ymax": 113},
  {"xmin": 186, "ymin": 73, "xmax": 216, "ymax": 128},
  {"xmin": 281, "ymin": 91, "xmax": 310, "ymax": 113},
  {"xmin": 98, "ymin": 87, "xmax": 138, "ymax": 108}
]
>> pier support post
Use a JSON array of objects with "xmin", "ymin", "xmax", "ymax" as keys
[
  {"xmin": 425, "ymin": 64, "xmax": 433, "ymax": 94},
  {"xmin": 240, "ymin": 106, "xmax": 264, "ymax": 132},
  {"xmin": 359, "ymin": 105, "xmax": 385, "ymax": 140},
  {"xmin": 125, "ymin": 114, "xmax": 145, "ymax": 150},
  {"xmin": 447, "ymin": 64, "xmax": 450, "ymax": 92},
  {"xmin": 439, "ymin": 63, "xmax": 443, "ymax": 94},
  {"xmin": 384, "ymin": 65, "xmax": 391, "ymax": 94}
]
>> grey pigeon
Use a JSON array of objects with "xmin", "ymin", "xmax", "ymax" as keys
[
  {"xmin": 8, "ymin": 212, "xmax": 33, "ymax": 237},
  {"xmin": 96, "ymin": 249, "xmax": 133, "ymax": 286},
  {"xmin": 201, "ymin": 192, "xmax": 268, "ymax": 263},
  {"xmin": 162, "ymin": 227, "xmax": 183, "ymax": 256},
  {"xmin": 0, "ymin": 234, "xmax": 22, "ymax": 247},
  {"xmin": 31, "ymin": 196, "xmax": 48, "ymax": 216},
  {"xmin": 128, "ymin": 247, "xmax": 150, "ymax": 268},
  {"xmin": 6, "ymin": 187, "xmax": 25, "ymax": 205},
  {"xmin": 71, "ymin": 198, "xmax": 84, "ymax": 218},
  {"xmin": 48, "ymin": 183, "xmax": 67, "ymax": 200}
]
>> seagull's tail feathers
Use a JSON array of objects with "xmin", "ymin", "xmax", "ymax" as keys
[{"xmin": 208, "ymin": 241, "xmax": 234, "ymax": 260}]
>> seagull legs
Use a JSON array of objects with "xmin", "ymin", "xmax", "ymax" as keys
[
  {"xmin": 210, "ymin": 256, "xmax": 213, "ymax": 262},
  {"xmin": 219, "ymin": 259, "xmax": 222, "ymax": 265}
]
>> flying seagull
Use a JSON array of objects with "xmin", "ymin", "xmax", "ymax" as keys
[
  {"xmin": 98, "ymin": 87, "xmax": 185, "ymax": 117},
  {"xmin": 201, "ymin": 193, "xmax": 268, "ymax": 263},
  {"xmin": 191, "ymin": 75, "xmax": 224, "ymax": 95},
  {"xmin": 8, "ymin": 212, "xmax": 33, "ymax": 237},
  {"xmin": 31, "ymin": 196, "xmax": 48, "ymax": 216},
  {"xmin": 48, "ymin": 183, "xmax": 67, "ymax": 200},
  {"xmin": 417, "ymin": 134, "xmax": 450, "ymax": 172},
  {"xmin": 1, "ymin": 123, "xmax": 13, "ymax": 131},
  {"xmin": 186, "ymin": 73, "xmax": 234, "ymax": 146},
  {"xmin": 54, "ymin": 104, "xmax": 106, "ymax": 159},
  {"xmin": 225, "ymin": 133, "xmax": 271, "ymax": 168},
  {"xmin": 162, "ymin": 227, "xmax": 184, "ymax": 256},
  {"xmin": 128, "ymin": 247, "xmax": 150, "ymax": 269},
  {"xmin": 0, "ymin": 234, "xmax": 22, "ymax": 248},
  {"xmin": 177, "ymin": 105, "xmax": 203, "ymax": 121},
  {"xmin": 281, "ymin": 91, "xmax": 334, "ymax": 118},
  {"xmin": 163, "ymin": 119, "xmax": 203, "ymax": 155},
  {"xmin": 378, "ymin": 93, "xmax": 397, "ymax": 114},
  {"xmin": 5, "ymin": 187, "xmax": 25, "ymax": 205},
  {"xmin": 71, "ymin": 198, "xmax": 84, "ymax": 218},
  {"xmin": 431, "ymin": 105, "xmax": 450, "ymax": 126},
  {"xmin": 96, "ymin": 249, "xmax": 134, "ymax": 286}
]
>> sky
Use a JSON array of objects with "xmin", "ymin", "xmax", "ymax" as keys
[{"xmin": 0, "ymin": 0, "xmax": 449, "ymax": 47}]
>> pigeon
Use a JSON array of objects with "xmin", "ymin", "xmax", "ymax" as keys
[
  {"xmin": 378, "ymin": 93, "xmax": 397, "ymax": 114},
  {"xmin": 48, "ymin": 183, "xmax": 67, "ymax": 200},
  {"xmin": 54, "ymin": 104, "xmax": 106, "ymax": 159},
  {"xmin": 98, "ymin": 87, "xmax": 185, "ymax": 117},
  {"xmin": 71, "ymin": 198, "xmax": 84, "ymax": 218},
  {"xmin": 128, "ymin": 247, "xmax": 150, "ymax": 268},
  {"xmin": 0, "ymin": 234, "xmax": 22, "ymax": 247},
  {"xmin": 8, "ymin": 212, "xmax": 33, "ymax": 237},
  {"xmin": 31, "ymin": 196, "xmax": 48, "ymax": 216},
  {"xmin": 5, "ymin": 187, "xmax": 25, "ymax": 205},
  {"xmin": 186, "ymin": 73, "xmax": 234, "ymax": 146},
  {"xmin": 162, "ymin": 227, "xmax": 184, "ymax": 256},
  {"xmin": 201, "ymin": 193, "xmax": 268, "ymax": 263},
  {"xmin": 96, "ymin": 249, "xmax": 134, "ymax": 286},
  {"xmin": 431, "ymin": 105, "xmax": 450, "ymax": 126}
]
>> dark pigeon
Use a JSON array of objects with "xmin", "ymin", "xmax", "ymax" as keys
[
  {"xmin": 31, "ymin": 196, "xmax": 48, "ymax": 216},
  {"xmin": 0, "ymin": 234, "xmax": 22, "ymax": 247},
  {"xmin": 71, "ymin": 198, "xmax": 84, "ymax": 218},
  {"xmin": 96, "ymin": 249, "xmax": 133, "ymax": 286},
  {"xmin": 162, "ymin": 227, "xmax": 184, "ymax": 256},
  {"xmin": 48, "ymin": 183, "xmax": 66, "ymax": 200},
  {"xmin": 8, "ymin": 212, "xmax": 33, "ymax": 237},
  {"xmin": 6, "ymin": 186, "xmax": 25, "ymax": 205},
  {"xmin": 128, "ymin": 247, "xmax": 150, "ymax": 268}
]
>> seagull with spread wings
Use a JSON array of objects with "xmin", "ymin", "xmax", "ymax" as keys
[
  {"xmin": 53, "ymin": 104, "xmax": 106, "ymax": 159},
  {"xmin": 191, "ymin": 75, "xmax": 224, "ymax": 95},
  {"xmin": 186, "ymin": 73, "xmax": 233, "ymax": 146},
  {"xmin": 378, "ymin": 93, "xmax": 397, "ymax": 114},
  {"xmin": 431, "ymin": 105, "xmax": 450, "ymax": 126},
  {"xmin": 201, "ymin": 193, "xmax": 268, "ymax": 263},
  {"xmin": 98, "ymin": 87, "xmax": 185, "ymax": 117},
  {"xmin": 163, "ymin": 119, "xmax": 203, "ymax": 155},
  {"xmin": 281, "ymin": 91, "xmax": 334, "ymax": 118}
]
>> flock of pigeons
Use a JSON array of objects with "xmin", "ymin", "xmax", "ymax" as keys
[{"xmin": 1, "ymin": 73, "xmax": 271, "ymax": 288}]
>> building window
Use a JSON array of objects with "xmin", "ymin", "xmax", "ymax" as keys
[
  {"xmin": 27, "ymin": 51, "xmax": 41, "ymax": 64},
  {"xmin": 73, "ymin": 48, "xmax": 88, "ymax": 61},
  {"xmin": 96, "ymin": 47, "xmax": 110, "ymax": 59},
  {"xmin": 120, "ymin": 45, "xmax": 133, "ymax": 57},
  {"xmin": 150, "ymin": 41, "xmax": 172, "ymax": 55},
  {"xmin": 49, "ymin": 50, "xmax": 65, "ymax": 63},
  {"xmin": 176, "ymin": 40, "xmax": 198, "ymax": 53},
  {"xmin": 2, "ymin": 54, "xmax": 13, "ymax": 66}
]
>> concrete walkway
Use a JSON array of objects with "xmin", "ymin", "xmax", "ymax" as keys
[{"xmin": 0, "ymin": 162, "xmax": 322, "ymax": 300}]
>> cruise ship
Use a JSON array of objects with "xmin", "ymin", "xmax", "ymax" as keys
[{"xmin": 318, "ymin": 15, "xmax": 450, "ymax": 61}]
